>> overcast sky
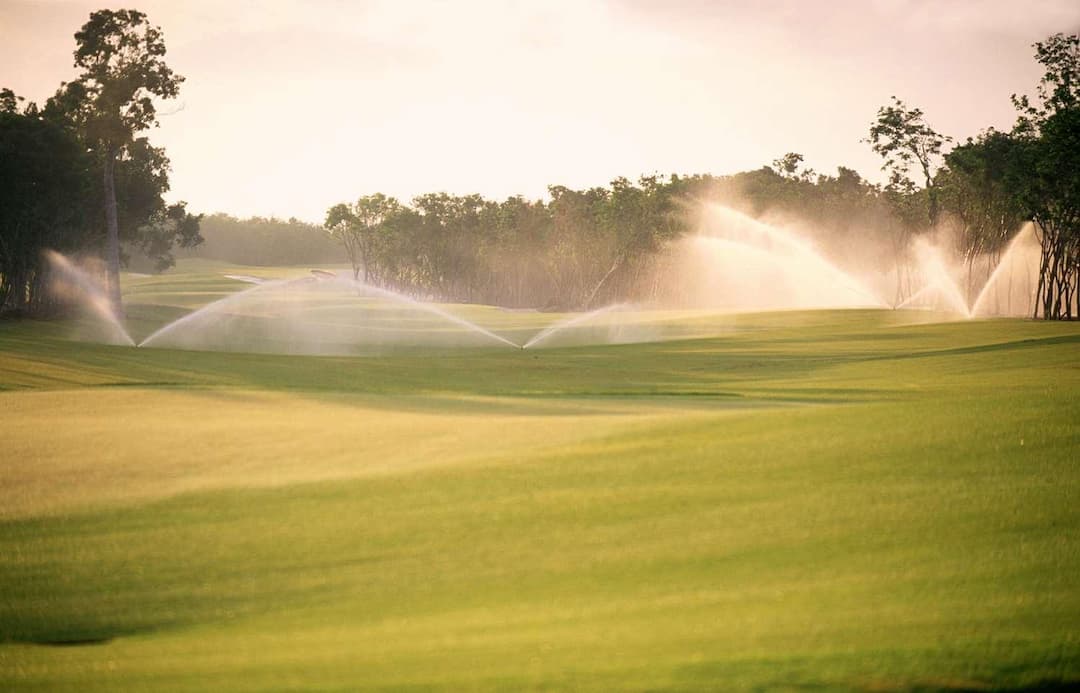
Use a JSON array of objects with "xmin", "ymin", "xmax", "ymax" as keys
[{"xmin": 3, "ymin": 0, "xmax": 1079, "ymax": 222}]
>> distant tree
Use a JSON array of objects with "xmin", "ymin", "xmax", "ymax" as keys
[
  {"xmin": 546, "ymin": 185, "xmax": 610, "ymax": 308},
  {"xmin": 771, "ymin": 152, "xmax": 815, "ymax": 182},
  {"xmin": 490, "ymin": 195, "xmax": 552, "ymax": 306},
  {"xmin": 325, "ymin": 194, "xmax": 405, "ymax": 283},
  {"xmin": 411, "ymin": 193, "xmax": 489, "ymax": 301},
  {"xmin": 866, "ymin": 97, "xmax": 951, "ymax": 226},
  {"xmin": 324, "ymin": 204, "xmax": 359, "ymax": 278},
  {"xmin": 372, "ymin": 204, "xmax": 423, "ymax": 293},
  {"xmin": 0, "ymin": 88, "xmax": 22, "ymax": 114},
  {"xmin": 58, "ymin": 9, "xmax": 185, "ymax": 313},
  {"xmin": 582, "ymin": 175, "xmax": 683, "ymax": 307},
  {"xmin": 353, "ymin": 194, "xmax": 404, "ymax": 285},
  {"xmin": 180, "ymin": 214, "xmax": 340, "ymax": 267}
]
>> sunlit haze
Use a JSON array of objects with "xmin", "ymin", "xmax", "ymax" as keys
[{"xmin": 3, "ymin": 0, "xmax": 1079, "ymax": 222}]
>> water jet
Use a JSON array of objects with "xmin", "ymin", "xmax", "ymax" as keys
[
  {"xmin": 44, "ymin": 250, "xmax": 135, "ymax": 346},
  {"xmin": 138, "ymin": 273, "xmax": 522, "ymax": 354}
]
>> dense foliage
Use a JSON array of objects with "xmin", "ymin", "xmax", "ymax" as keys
[
  {"xmin": 0, "ymin": 94, "xmax": 93, "ymax": 311},
  {"xmin": 939, "ymin": 33, "xmax": 1080, "ymax": 318},
  {"xmin": 0, "ymin": 11, "xmax": 200, "ymax": 315},
  {"xmin": 320, "ymin": 171, "xmax": 906, "ymax": 309}
]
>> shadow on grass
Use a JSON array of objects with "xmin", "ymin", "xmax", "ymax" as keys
[
  {"xmin": 7, "ymin": 624, "xmax": 144, "ymax": 647},
  {"xmin": 894, "ymin": 681, "xmax": 1080, "ymax": 692},
  {"xmin": 30, "ymin": 636, "xmax": 114, "ymax": 647},
  {"xmin": 714, "ymin": 680, "xmax": 1080, "ymax": 693},
  {"xmin": 881, "ymin": 333, "xmax": 1080, "ymax": 362}
]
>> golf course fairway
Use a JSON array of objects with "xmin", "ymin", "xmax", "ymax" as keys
[{"xmin": 1, "ymin": 266, "xmax": 1078, "ymax": 691}]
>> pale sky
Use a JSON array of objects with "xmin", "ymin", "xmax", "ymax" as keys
[{"xmin": 2, "ymin": 0, "xmax": 1079, "ymax": 222}]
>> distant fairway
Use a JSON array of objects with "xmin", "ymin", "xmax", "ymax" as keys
[{"xmin": 1, "ymin": 262, "xmax": 1078, "ymax": 691}]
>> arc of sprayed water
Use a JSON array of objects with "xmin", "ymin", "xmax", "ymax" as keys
[
  {"xmin": 335, "ymin": 276, "xmax": 521, "ymax": 349},
  {"xmin": 895, "ymin": 282, "xmax": 939, "ymax": 310},
  {"xmin": 897, "ymin": 226, "xmax": 1040, "ymax": 319},
  {"xmin": 906, "ymin": 243, "xmax": 973, "ymax": 318},
  {"xmin": 522, "ymin": 303, "xmax": 628, "ymax": 350},
  {"xmin": 895, "ymin": 279, "xmax": 971, "ymax": 317},
  {"xmin": 139, "ymin": 278, "xmax": 295, "ymax": 347},
  {"xmin": 939, "ymin": 278, "xmax": 973, "ymax": 319},
  {"xmin": 701, "ymin": 205, "xmax": 886, "ymax": 307},
  {"xmin": 969, "ymin": 223, "xmax": 1037, "ymax": 318},
  {"xmin": 44, "ymin": 250, "xmax": 135, "ymax": 346},
  {"xmin": 140, "ymin": 273, "xmax": 522, "ymax": 351},
  {"xmin": 692, "ymin": 236, "xmax": 884, "ymax": 308}
]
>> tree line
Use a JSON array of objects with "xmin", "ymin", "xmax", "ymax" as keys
[
  {"xmin": 1, "ymin": 11, "xmax": 1075, "ymax": 320},
  {"xmin": 0, "ymin": 9, "xmax": 200, "ymax": 315},
  {"xmin": 323, "ymin": 33, "xmax": 1078, "ymax": 318},
  {"xmin": 173, "ymin": 214, "xmax": 343, "ymax": 268},
  {"xmin": 322, "ymin": 171, "xmax": 896, "ymax": 309}
]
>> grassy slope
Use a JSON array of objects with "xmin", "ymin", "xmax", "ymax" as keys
[{"xmin": 0, "ymin": 265, "xmax": 1078, "ymax": 691}]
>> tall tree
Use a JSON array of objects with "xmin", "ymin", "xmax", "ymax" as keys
[
  {"xmin": 66, "ymin": 9, "xmax": 184, "ymax": 313},
  {"xmin": 866, "ymin": 97, "xmax": 951, "ymax": 226},
  {"xmin": 1012, "ymin": 33, "xmax": 1080, "ymax": 132},
  {"xmin": 1009, "ymin": 33, "xmax": 1080, "ymax": 318}
]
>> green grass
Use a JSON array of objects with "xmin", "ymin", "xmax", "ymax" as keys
[{"xmin": 1, "ymin": 262, "xmax": 1078, "ymax": 691}]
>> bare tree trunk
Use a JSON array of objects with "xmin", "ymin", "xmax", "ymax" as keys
[
  {"xmin": 360, "ymin": 235, "xmax": 371, "ymax": 285},
  {"xmin": 103, "ymin": 150, "xmax": 123, "ymax": 316},
  {"xmin": 1047, "ymin": 242, "xmax": 1062, "ymax": 319},
  {"xmin": 4, "ymin": 266, "xmax": 25, "ymax": 312},
  {"xmin": 29, "ymin": 264, "xmax": 50, "ymax": 315},
  {"xmin": 1035, "ymin": 230, "xmax": 1050, "ymax": 319},
  {"xmin": 1064, "ymin": 274, "xmax": 1074, "ymax": 320},
  {"xmin": 1074, "ymin": 258, "xmax": 1080, "ymax": 319},
  {"xmin": 583, "ymin": 257, "xmax": 621, "ymax": 309}
]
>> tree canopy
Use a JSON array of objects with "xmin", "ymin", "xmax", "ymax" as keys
[
  {"xmin": 0, "ymin": 9, "xmax": 200, "ymax": 315},
  {"xmin": 61, "ymin": 8, "xmax": 187, "ymax": 312}
]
